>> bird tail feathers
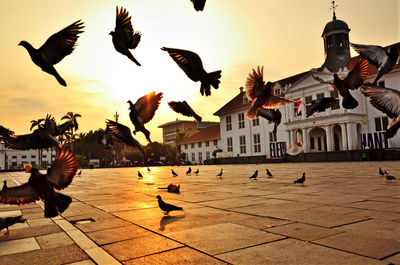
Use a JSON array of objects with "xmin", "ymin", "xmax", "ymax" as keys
[
  {"xmin": 54, "ymin": 72, "xmax": 67, "ymax": 87},
  {"xmin": 201, "ymin": 71, "xmax": 222, "ymax": 96},
  {"xmin": 126, "ymin": 51, "xmax": 141, "ymax": 66},
  {"xmin": 246, "ymin": 106, "xmax": 258, "ymax": 119},
  {"xmin": 55, "ymin": 192, "xmax": 72, "ymax": 214},
  {"xmin": 193, "ymin": 113, "xmax": 202, "ymax": 123},
  {"xmin": 44, "ymin": 199, "xmax": 58, "ymax": 218}
]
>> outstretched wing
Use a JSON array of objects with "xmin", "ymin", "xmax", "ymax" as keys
[
  {"xmin": 0, "ymin": 183, "xmax": 41, "ymax": 205},
  {"xmin": 191, "ymin": 0, "xmax": 206, "ymax": 11},
  {"xmin": 106, "ymin": 120, "xmax": 143, "ymax": 153},
  {"xmin": 39, "ymin": 20, "xmax": 84, "ymax": 65},
  {"xmin": 43, "ymin": 114, "xmax": 57, "ymax": 136},
  {"xmin": 345, "ymin": 58, "xmax": 369, "ymax": 89},
  {"xmin": 115, "ymin": 6, "xmax": 141, "ymax": 49},
  {"xmin": 361, "ymin": 83, "xmax": 400, "ymax": 119},
  {"xmin": 262, "ymin": 95, "xmax": 295, "ymax": 108},
  {"xmin": 4, "ymin": 129, "xmax": 59, "ymax": 150},
  {"xmin": 46, "ymin": 146, "xmax": 78, "ymax": 190},
  {"xmin": 245, "ymin": 66, "xmax": 266, "ymax": 101},
  {"xmin": 134, "ymin": 92, "xmax": 163, "ymax": 124},
  {"xmin": 161, "ymin": 47, "xmax": 204, "ymax": 71},
  {"xmin": 168, "ymin": 101, "xmax": 194, "ymax": 116},
  {"xmin": 351, "ymin": 43, "xmax": 387, "ymax": 69}
]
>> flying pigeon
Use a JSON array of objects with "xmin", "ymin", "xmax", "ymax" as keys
[
  {"xmin": 379, "ymin": 168, "xmax": 385, "ymax": 177},
  {"xmin": 384, "ymin": 171, "xmax": 396, "ymax": 182},
  {"xmin": 249, "ymin": 170, "xmax": 258, "ymax": 180},
  {"xmin": 168, "ymin": 101, "xmax": 202, "ymax": 122},
  {"xmin": 257, "ymin": 108, "xmax": 282, "ymax": 136},
  {"xmin": 42, "ymin": 115, "xmax": 71, "ymax": 137},
  {"xmin": 106, "ymin": 120, "xmax": 144, "ymax": 153},
  {"xmin": 128, "ymin": 91, "xmax": 163, "ymax": 142},
  {"xmin": 217, "ymin": 169, "xmax": 223, "ymax": 179},
  {"xmin": 191, "ymin": 0, "xmax": 206, "ymax": 11},
  {"xmin": 171, "ymin": 169, "xmax": 178, "ymax": 177},
  {"xmin": 246, "ymin": 66, "xmax": 294, "ymax": 119},
  {"xmin": 312, "ymin": 58, "xmax": 369, "ymax": 109},
  {"xmin": 161, "ymin": 47, "xmax": 221, "ymax": 96},
  {"xmin": 293, "ymin": 173, "xmax": 306, "ymax": 185},
  {"xmin": 19, "ymin": 20, "xmax": 84, "ymax": 86},
  {"xmin": 306, "ymin": 97, "xmax": 338, "ymax": 117},
  {"xmin": 157, "ymin": 184, "xmax": 180, "ymax": 194},
  {"xmin": 361, "ymin": 83, "xmax": 400, "ymax": 138},
  {"xmin": 266, "ymin": 169, "xmax": 273, "ymax": 178},
  {"xmin": 351, "ymin": 43, "xmax": 399, "ymax": 85},
  {"xmin": 0, "ymin": 146, "xmax": 78, "ymax": 218},
  {"xmin": 156, "ymin": 195, "xmax": 183, "ymax": 215},
  {"xmin": 0, "ymin": 215, "xmax": 26, "ymax": 233},
  {"xmin": 138, "ymin": 171, "xmax": 143, "ymax": 178},
  {"xmin": 194, "ymin": 169, "xmax": 199, "ymax": 175},
  {"xmin": 99, "ymin": 126, "xmax": 114, "ymax": 150},
  {"xmin": 4, "ymin": 127, "xmax": 59, "ymax": 150},
  {"xmin": 2, "ymin": 181, "xmax": 7, "ymax": 190},
  {"xmin": 186, "ymin": 167, "xmax": 192, "ymax": 175},
  {"xmin": 110, "ymin": 6, "xmax": 141, "ymax": 66}
]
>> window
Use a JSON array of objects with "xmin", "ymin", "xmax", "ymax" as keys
[
  {"xmin": 12, "ymin": 156, "xmax": 17, "ymax": 159},
  {"xmin": 239, "ymin": 136, "xmax": 246, "ymax": 154},
  {"xmin": 42, "ymin": 155, "xmax": 47, "ymax": 158},
  {"xmin": 227, "ymin": 137, "xmax": 233, "ymax": 152},
  {"xmin": 294, "ymin": 98, "xmax": 301, "ymax": 117},
  {"xmin": 206, "ymin": 151, "xmax": 210, "ymax": 160},
  {"xmin": 31, "ymin": 155, "xmax": 36, "ymax": 158},
  {"xmin": 226, "ymin": 116, "xmax": 232, "ymax": 131},
  {"xmin": 274, "ymin": 87, "xmax": 281, "ymax": 96},
  {"xmin": 378, "ymin": 81, "xmax": 385, "ymax": 87},
  {"xmin": 310, "ymin": 137, "xmax": 315, "ymax": 149},
  {"xmin": 375, "ymin": 117, "xmax": 389, "ymax": 132},
  {"xmin": 191, "ymin": 152, "xmax": 195, "ymax": 161},
  {"xmin": 191, "ymin": 143, "xmax": 195, "ymax": 148},
  {"xmin": 198, "ymin": 142, "xmax": 202, "ymax": 148},
  {"xmin": 269, "ymin": 132, "xmax": 277, "ymax": 142},
  {"xmin": 317, "ymin": 93, "xmax": 324, "ymax": 100},
  {"xmin": 214, "ymin": 140, "xmax": 218, "ymax": 146},
  {"xmin": 206, "ymin": 141, "xmax": 210, "ymax": 147},
  {"xmin": 238, "ymin": 113, "xmax": 245, "ymax": 129},
  {"xmin": 253, "ymin": 134, "xmax": 261, "ymax": 153},
  {"xmin": 305, "ymin": 96, "xmax": 313, "ymax": 114},
  {"xmin": 198, "ymin": 152, "xmax": 202, "ymax": 161},
  {"xmin": 330, "ymin": 91, "xmax": 340, "ymax": 110},
  {"xmin": 252, "ymin": 117, "xmax": 259, "ymax": 126},
  {"xmin": 21, "ymin": 155, "xmax": 26, "ymax": 159},
  {"xmin": 185, "ymin": 144, "xmax": 188, "ymax": 149}
]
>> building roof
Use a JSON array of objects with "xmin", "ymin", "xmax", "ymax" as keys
[
  {"xmin": 177, "ymin": 125, "xmax": 220, "ymax": 145},
  {"xmin": 322, "ymin": 19, "xmax": 350, "ymax": 36},
  {"xmin": 158, "ymin": 120, "xmax": 197, "ymax": 128}
]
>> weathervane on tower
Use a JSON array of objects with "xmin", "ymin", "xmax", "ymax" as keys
[{"xmin": 330, "ymin": 1, "xmax": 338, "ymax": 20}]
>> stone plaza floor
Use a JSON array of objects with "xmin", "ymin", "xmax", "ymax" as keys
[{"xmin": 0, "ymin": 161, "xmax": 399, "ymax": 265}]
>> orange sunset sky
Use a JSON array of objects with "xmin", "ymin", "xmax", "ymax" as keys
[{"xmin": 0, "ymin": 0, "xmax": 399, "ymax": 143}]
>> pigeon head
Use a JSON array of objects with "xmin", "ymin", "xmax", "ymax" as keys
[
  {"xmin": 127, "ymin": 100, "xmax": 134, "ymax": 109},
  {"xmin": 18, "ymin": 41, "xmax": 27, "ymax": 46},
  {"xmin": 156, "ymin": 195, "xmax": 161, "ymax": 199},
  {"xmin": 109, "ymin": 31, "xmax": 115, "ymax": 36}
]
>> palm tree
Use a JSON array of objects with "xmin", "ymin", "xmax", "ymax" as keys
[
  {"xmin": 30, "ymin": 118, "xmax": 45, "ymax": 131},
  {"xmin": 61, "ymin": 112, "xmax": 81, "ymax": 151}
]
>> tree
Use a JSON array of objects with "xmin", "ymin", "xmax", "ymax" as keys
[
  {"xmin": 0, "ymin": 125, "xmax": 14, "ymax": 143},
  {"xmin": 30, "ymin": 118, "xmax": 45, "ymax": 131},
  {"xmin": 61, "ymin": 112, "xmax": 81, "ymax": 151}
]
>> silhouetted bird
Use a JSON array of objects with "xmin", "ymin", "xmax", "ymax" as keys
[
  {"xmin": 0, "ymin": 146, "xmax": 78, "ymax": 218},
  {"xmin": 186, "ymin": 167, "xmax": 192, "ymax": 175},
  {"xmin": 157, "ymin": 184, "xmax": 180, "ymax": 194},
  {"xmin": 147, "ymin": 167, "xmax": 151, "ymax": 172},
  {"xmin": 191, "ymin": 0, "xmax": 206, "ymax": 11},
  {"xmin": 128, "ymin": 91, "xmax": 163, "ymax": 142},
  {"xmin": 168, "ymin": 101, "xmax": 202, "ymax": 122},
  {"xmin": 217, "ymin": 169, "xmax": 223, "ymax": 179},
  {"xmin": 42, "ymin": 115, "xmax": 71, "ymax": 137},
  {"xmin": 110, "ymin": 6, "xmax": 141, "ymax": 66},
  {"xmin": 156, "ymin": 195, "xmax": 183, "ymax": 214},
  {"xmin": 138, "ymin": 171, "xmax": 143, "ymax": 178},
  {"xmin": 99, "ymin": 126, "xmax": 114, "ymax": 150},
  {"xmin": 351, "ymin": 43, "xmax": 399, "ymax": 85},
  {"xmin": 4, "ymin": 127, "xmax": 59, "ymax": 150},
  {"xmin": 106, "ymin": 120, "xmax": 144, "ymax": 154},
  {"xmin": 19, "ymin": 20, "xmax": 84, "ymax": 86},
  {"xmin": 249, "ymin": 170, "xmax": 258, "ymax": 180},
  {"xmin": 379, "ymin": 168, "xmax": 385, "ymax": 177},
  {"xmin": 266, "ymin": 169, "xmax": 273, "ymax": 178},
  {"xmin": 77, "ymin": 170, "xmax": 82, "ymax": 176},
  {"xmin": 293, "ymin": 173, "xmax": 306, "ymax": 185},
  {"xmin": 306, "ymin": 97, "xmax": 338, "ymax": 117},
  {"xmin": 194, "ymin": 169, "xmax": 199, "ymax": 175},
  {"xmin": 161, "ymin": 47, "xmax": 221, "ymax": 96},
  {"xmin": 0, "ymin": 215, "xmax": 26, "ymax": 233},
  {"xmin": 257, "ymin": 108, "xmax": 282, "ymax": 136},
  {"xmin": 2, "ymin": 181, "xmax": 7, "ymax": 190},
  {"xmin": 246, "ymin": 66, "xmax": 294, "ymax": 119},
  {"xmin": 384, "ymin": 171, "xmax": 396, "ymax": 182},
  {"xmin": 312, "ymin": 58, "xmax": 369, "ymax": 109},
  {"xmin": 361, "ymin": 83, "xmax": 400, "ymax": 138},
  {"xmin": 171, "ymin": 169, "xmax": 178, "ymax": 177}
]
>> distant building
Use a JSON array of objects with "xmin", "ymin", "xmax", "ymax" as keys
[{"xmin": 158, "ymin": 119, "xmax": 219, "ymax": 145}]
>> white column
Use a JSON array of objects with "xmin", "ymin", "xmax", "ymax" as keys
[
  {"xmin": 340, "ymin": 123, "xmax": 348, "ymax": 150},
  {"xmin": 290, "ymin": 130, "xmax": 296, "ymax": 144},
  {"xmin": 346, "ymin": 123, "xmax": 357, "ymax": 150},
  {"xmin": 302, "ymin": 128, "xmax": 308, "ymax": 152},
  {"xmin": 325, "ymin": 125, "xmax": 333, "ymax": 152}
]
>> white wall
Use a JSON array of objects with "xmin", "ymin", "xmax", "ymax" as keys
[{"xmin": 180, "ymin": 139, "xmax": 221, "ymax": 164}]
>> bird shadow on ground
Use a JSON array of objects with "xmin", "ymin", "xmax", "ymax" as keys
[{"xmin": 159, "ymin": 215, "xmax": 185, "ymax": 231}]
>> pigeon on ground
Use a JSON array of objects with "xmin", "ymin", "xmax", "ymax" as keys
[
  {"xmin": 384, "ymin": 171, "xmax": 396, "ymax": 182},
  {"xmin": 171, "ymin": 169, "xmax": 178, "ymax": 177},
  {"xmin": 306, "ymin": 97, "xmax": 338, "ymax": 117},
  {"xmin": 106, "ymin": 120, "xmax": 144, "ymax": 154},
  {"xmin": 217, "ymin": 169, "xmax": 223, "ymax": 179},
  {"xmin": 19, "ymin": 20, "xmax": 84, "ymax": 86},
  {"xmin": 0, "ymin": 146, "xmax": 78, "ymax": 218},
  {"xmin": 257, "ymin": 108, "xmax": 282, "ymax": 136},
  {"xmin": 293, "ymin": 173, "xmax": 306, "ymax": 185},
  {"xmin": 351, "ymin": 43, "xmax": 399, "ymax": 85},
  {"xmin": 110, "ymin": 6, "xmax": 141, "ymax": 66},
  {"xmin": 138, "ymin": 171, "xmax": 143, "ymax": 178},
  {"xmin": 312, "ymin": 58, "xmax": 369, "ymax": 109},
  {"xmin": 77, "ymin": 170, "xmax": 82, "ymax": 175},
  {"xmin": 168, "ymin": 101, "xmax": 202, "ymax": 122},
  {"xmin": 128, "ymin": 91, "xmax": 163, "ymax": 142},
  {"xmin": 191, "ymin": 0, "xmax": 206, "ymax": 11},
  {"xmin": 249, "ymin": 170, "xmax": 258, "ymax": 180},
  {"xmin": 161, "ymin": 47, "xmax": 221, "ymax": 96},
  {"xmin": 157, "ymin": 184, "xmax": 180, "ymax": 194},
  {"xmin": 147, "ymin": 167, "xmax": 151, "ymax": 172},
  {"xmin": 266, "ymin": 169, "xmax": 273, "ymax": 178},
  {"xmin": 2, "ymin": 181, "xmax": 7, "ymax": 190},
  {"xmin": 194, "ymin": 169, "xmax": 199, "ymax": 175},
  {"xmin": 186, "ymin": 167, "xmax": 192, "ymax": 175},
  {"xmin": 0, "ymin": 215, "xmax": 26, "ymax": 233},
  {"xmin": 246, "ymin": 66, "xmax": 294, "ymax": 119},
  {"xmin": 379, "ymin": 168, "xmax": 385, "ymax": 177},
  {"xmin": 4, "ymin": 127, "xmax": 59, "ymax": 150},
  {"xmin": 156, "ymin": 195, "xmax": 183, "ymax": 215},
  {"xmin": 361, "ymin": 83, "xmax": 400, "ymax": 138}
]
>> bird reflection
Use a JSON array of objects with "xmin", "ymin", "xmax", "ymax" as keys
[{"xmin": 159, "ymin": 215, "xmax": 185, "ymax": 231}]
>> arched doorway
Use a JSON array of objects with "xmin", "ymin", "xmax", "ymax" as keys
[
  {"xmin": 309, "ymin": 127, "xmax": 326, "ymax": 152},
  {"xmin": 333, "ymin": 125, "xmax": 342, "ymax": 151}
]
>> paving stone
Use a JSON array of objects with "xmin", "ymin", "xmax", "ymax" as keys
[
  {"xmin": 27, "ymin": 218, "xmax": 54, "ymax": 227},
  {"xmin": 384, "ymin": 253, "xmax": 400, "ymax": 264},
  {"xmin": 0, "ymin": 210, "xmax": 22, "ymax": 217},
  {"xmin": 124, "ymin": 247, "xmax": 228, "ymax": 265},
  {"xmin": 86, "ymin": 224, "xmax": 152, "ymax": 245},
  {"xmin": 167, "ymin": 223, "xmax": 284, "ymax": 255},
  {"xmin": 65, "ymin": 229, "xmax": 98, "ymax": 250},
  {"xmin": 347, "ymin": 209, "xmax": 400, "ymax": 221},
  {"xmin": 65, "ymin": 260, "xmax": 96, "ymax": 265},
  {"xmin": 337, "ymin": 219, "xmax": 400, "ymax": 241},
  {"xmin": 84, "ymin": 247, "xmax": 121, "ymax": 265},
  {"xmin": 0, "ymin": 224, "xmax": 62, "ymax": 242},
  {"xmin": 216, "ymin": 238, "xmax": 387, "ymax": 265},
  {"xmin": 0, "ymin": 237, "xmax": 40, "ymax": 256},
  {"xmin": 344, "ymin": 201, "xmax": 399, "ymax": 211},
  {"xmin": 36, "ymin": 232, "xmax": 74, "ymax": 249},
  {"xmin": 102, "ymin": 234, "xmax": 182, "ymax": 261}
]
